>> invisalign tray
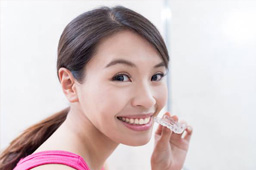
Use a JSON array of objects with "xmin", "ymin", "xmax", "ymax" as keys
[{"xmin": 154, "ymin": 115, "xmax": 187, "ymax": 134}]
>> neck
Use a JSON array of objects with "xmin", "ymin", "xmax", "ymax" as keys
[
  {"xmin": 64, "ymin": 108, "xmax": 119, "ymax": 170},
  {"xmin": 36, "ymin": 106, "xmax": 119, "ymax": 170}
]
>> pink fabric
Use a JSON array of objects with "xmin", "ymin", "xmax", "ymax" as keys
[{"xmin": 13, "ymin": 150, "xmax": 103, "ymax": 170}]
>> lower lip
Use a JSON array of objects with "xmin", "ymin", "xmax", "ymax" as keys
[{"xmin": 118, "ymin": 117, "xmax": 153, "ymax": 131}]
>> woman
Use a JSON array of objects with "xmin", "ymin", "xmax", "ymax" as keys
[{"xmin": 0, "ymin": 6, "xmax": 192, "ymax": 170}]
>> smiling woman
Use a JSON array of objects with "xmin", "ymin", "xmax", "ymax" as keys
[{"xmin": 0, "ymin": 6, "xmax": 192, "ymax": 170}]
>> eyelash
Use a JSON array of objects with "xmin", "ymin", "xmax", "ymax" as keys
[{"xmin": 112, "ymin": 73, "xmax": 166, "ymax": 82}]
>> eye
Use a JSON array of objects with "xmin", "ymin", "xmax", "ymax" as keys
[
  {"xmin": 151, "ymin": 73, "xmax": 165, "ymax": 81},
  {"xmin": 112, "ymin": 74, "xmax": 131, "ymax": 82}
]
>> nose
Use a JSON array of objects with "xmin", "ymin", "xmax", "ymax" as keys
[{"xmin": 131, "ymin": 83, "xmax": 156, "ymax": 109}]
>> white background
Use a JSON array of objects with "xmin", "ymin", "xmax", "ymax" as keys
[{"xmin": 1, "ymin": 0, "xmax": 256, "ymax": 170}]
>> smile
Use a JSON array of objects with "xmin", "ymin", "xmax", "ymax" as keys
[{"xmin": 117, "ymin": 116, "xmax": 151, "ymax": 125}]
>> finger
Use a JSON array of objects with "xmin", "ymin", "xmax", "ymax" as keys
[
  {"xmin": 169, "ymin": 116, "xmax": 187, "ymax": 140},
  {"xmin": 155, "ymin": 123, "xmax": 163, "ymax": 136},
  {"xmin": 179, "ymin": 121, "xmax": 188, "ymax": 139},
  {"xmin": 183, "ymin": 125, "xmax": 193, "ymax": 142},
  {"xmin": 155, "ymin": 112, "xmax": 171, "ymax": 135},
  {"xmin": 169, "ymin": 115, "xmax": 180, "ymax": 138},
  {"xmin": 159, "ymin": 126, "xmax": 172, "ymax": 143},
  {"xmin": 153, "ymin": 126, "xmax": 172, "ymax": 153},
  {"xmin": 171, "ymin": 114, "xmax": 178, "ymax": 122},
  {"xmin": 165, "ymin": 112, "xmax": 171, "ymax": 117}
]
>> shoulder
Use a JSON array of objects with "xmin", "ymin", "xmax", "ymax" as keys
[
  {"xmin": 31, "ymin": 164, "xmax": 76, "ymax": 170},
  {"xmin": 15, "ymin": 150, "xmax": 89, "ymax": 170}
]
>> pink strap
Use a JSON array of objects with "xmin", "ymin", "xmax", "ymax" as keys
[{"xmin": 14, "ymin": 150, "xmax": 90, "ymax": 170}]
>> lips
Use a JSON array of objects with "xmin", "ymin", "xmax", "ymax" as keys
[{"xmin": 117, "ymin": 115, "xmax": 154, "ymax": 131}]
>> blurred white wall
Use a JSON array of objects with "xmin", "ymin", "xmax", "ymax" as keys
[
  {"xmin": 169, "ymin": 1, "xmax": 256, "ymax": 170},
  {"xmin": 1, "ymin": 0, "xmax": 256, "ymax": 170}
]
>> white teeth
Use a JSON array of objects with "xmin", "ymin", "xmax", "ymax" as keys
[
  {"xmin": 145, "ymin": 117, "xmax": 150, "ymax": 124},
  {"xmin": 129, "ymin": 119, "xmax": 134, "ymax": 124},
  {"xmin": 119, "ymin": 117, "xmax": 151, "ymax": 125},
  {"xmin": 125, "ymin": 118, "xmax": 129, "ymax": 123}
]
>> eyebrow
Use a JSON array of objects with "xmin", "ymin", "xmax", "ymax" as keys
[{"xmin": 105, "ymin": 59, "xmax": 166, "ymax": 68}]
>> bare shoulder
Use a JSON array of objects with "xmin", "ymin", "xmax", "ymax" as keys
[{"xmin": 31, "ymin": 164, "xmax": 76, "ymax": 170}]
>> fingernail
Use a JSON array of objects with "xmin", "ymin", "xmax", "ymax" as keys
[{"xmin": 187, "ymin": 126, "xmax": 192, "ymax": 132}]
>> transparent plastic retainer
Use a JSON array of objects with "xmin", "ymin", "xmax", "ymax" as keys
[{"xmin": 154, "ymin": 115, "xmax": 187, "ymax": 134}]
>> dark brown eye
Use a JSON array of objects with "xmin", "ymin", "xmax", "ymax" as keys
[
  {"xmin": 151, "ymin": 73, "xmax": 164, "ymax": 81},
  {"xmin": 112, "ymin": 74, "xmax": 130, "ymax": 82}
]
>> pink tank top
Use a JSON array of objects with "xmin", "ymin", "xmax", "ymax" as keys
[{"xmin": 14, "ymin": 150, "xmax": 104, "ymax": 170}]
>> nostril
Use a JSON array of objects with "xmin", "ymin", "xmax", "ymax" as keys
[{"xmin": 131, "ymin": 95, "xmax": 156, "ymax": 109}]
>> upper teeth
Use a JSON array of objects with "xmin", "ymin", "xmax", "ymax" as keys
[{"xmin": 119, "ymin": 117, "xmax": 151, "ymax": 125}]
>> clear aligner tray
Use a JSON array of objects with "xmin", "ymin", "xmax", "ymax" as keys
[{"xmin": 154, "ymin": 115, "xmax": 187, "ymax": 134}]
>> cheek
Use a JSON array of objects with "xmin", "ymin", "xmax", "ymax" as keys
[
  {"xmin": 85, "ymin": 85, "xmax": 130, "ymax": 123},
  {"xmin": 87, "ymin": 86, "xmax": 133, "ymax": 141},
  {"xmin": 95, "ymin": 86, "xmax": 129, "ymax": 110},
  {"xmin": 154, "ymin": 84, "xmax": 168, "ymax": 109}
]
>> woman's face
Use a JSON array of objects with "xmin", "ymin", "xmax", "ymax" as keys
[{"xmin": 76, "ymin": 30, "xmax": 168, "ymax": 146}]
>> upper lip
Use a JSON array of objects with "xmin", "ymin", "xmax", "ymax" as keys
[{"xmin": 117, "ymin": 113, "xmax": 154, "ymax": 119}]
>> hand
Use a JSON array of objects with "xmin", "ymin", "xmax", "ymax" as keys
[{"xmin": 151, "ymin": 112, "xmax": 193, "ymax": 170}]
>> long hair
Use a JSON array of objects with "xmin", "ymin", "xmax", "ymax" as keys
[{"xmin": 0, "ymin": 6, "xmax": 169, "ymax": 170}]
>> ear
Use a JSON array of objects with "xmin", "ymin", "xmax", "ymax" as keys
[{"xmin": 58, "ymin": 68, "xmax": 79, "ymax": 103}]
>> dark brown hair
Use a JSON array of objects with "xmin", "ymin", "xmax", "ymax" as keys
[{"xmin": 0, "ymin": 6, "xmax": 169, "ymax": 170}]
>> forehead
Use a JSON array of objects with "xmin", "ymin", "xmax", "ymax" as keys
[{"xmin": 88, "ymin": 30, "xmax": 163, "ymax": 68}]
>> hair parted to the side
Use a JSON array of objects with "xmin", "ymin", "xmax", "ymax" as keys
[{"xmin": 0, "ymin": 6, "xmax": 169, "ymax": 170}]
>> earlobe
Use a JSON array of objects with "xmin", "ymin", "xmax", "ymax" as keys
[{"xmin": 58, "ymin": 68, "xmax": 79, "ymax": 103}]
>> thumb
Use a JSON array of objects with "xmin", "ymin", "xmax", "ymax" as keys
[
  {"xmin": 159, "ymin": 126, "xmax": 172, "ymax": 144},
  {"xmin": 154, "ymin": 126, "xmax": 172, "ymax": 152}
]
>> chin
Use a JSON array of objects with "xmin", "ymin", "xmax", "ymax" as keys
[{"xmin": 121, "ymin": 135, "xmax": 152, "ymax": 146}]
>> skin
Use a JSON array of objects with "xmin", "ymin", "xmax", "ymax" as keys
[{"xmin": 33, "ymin": 30, "xmax": 192, "ymax": 170}]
